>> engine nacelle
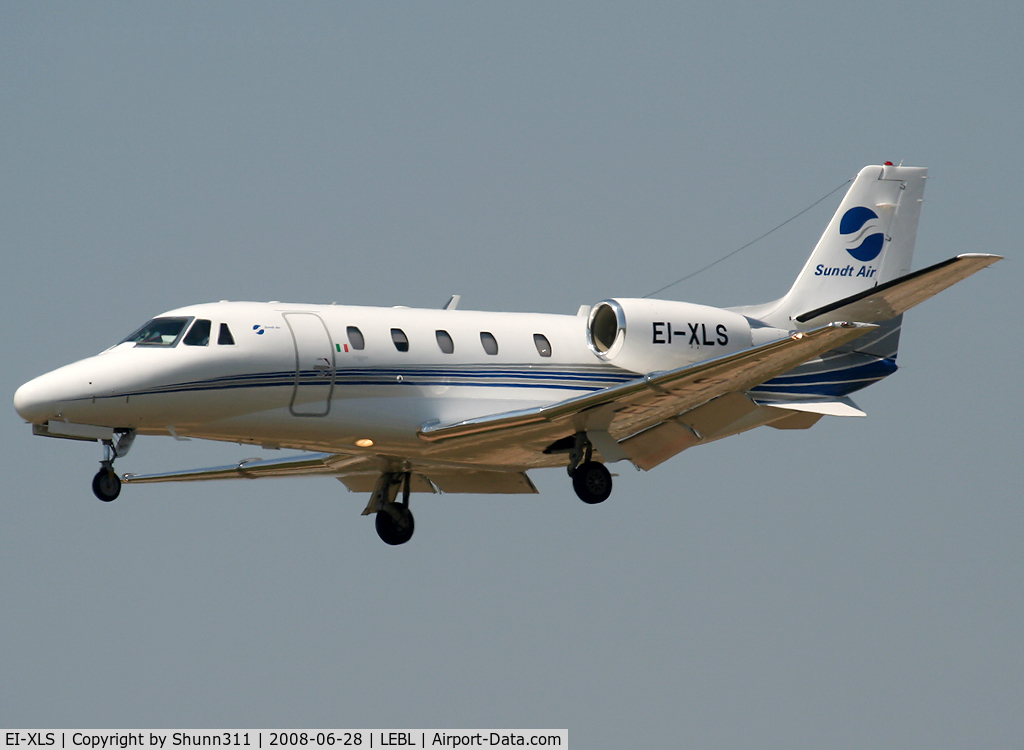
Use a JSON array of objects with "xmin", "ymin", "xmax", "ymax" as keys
[{"xmin": 587, "ymin": 298, "xmax": 787, "ymax": 374}]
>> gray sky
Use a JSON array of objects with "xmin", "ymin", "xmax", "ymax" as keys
[{"xmin": 2, "ymin": 2, "xmax": 1021, "ymax": 746}]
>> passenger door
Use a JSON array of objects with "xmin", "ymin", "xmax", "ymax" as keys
[{"xmin": 283, "ymin": 313, "xmax": 335, "ymax": 417}]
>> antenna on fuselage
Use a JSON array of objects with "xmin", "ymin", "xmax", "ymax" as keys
[{"xmin": 443, "ymin": 295, "xmax": 460, "ymax": 310}]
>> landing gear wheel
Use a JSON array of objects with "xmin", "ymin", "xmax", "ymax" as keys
[
  {"xmin": 92, "ymin": 469, "xmax": 121, "ymax": 502},
  {"xmin": 375, "ymin": 502, "xmax": 415, "ymax": 545},
  {"xmin": 573, "ymin": 461, "xmax": 612, "ymax": 504}
]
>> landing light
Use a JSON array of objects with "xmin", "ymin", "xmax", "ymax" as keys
[{"xmin": 355, "ymin": 438, "xmax": 374, "ymax": 448}]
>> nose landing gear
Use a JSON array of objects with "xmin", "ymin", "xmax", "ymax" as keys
[
  {"xmin": 363, "ymin": 471, "xmax": 415, "ymax": 545},
  {"xmin": 91, "ymin": 430, "xmax": 135, "ymax": 502},
  {"xmin": 92, "ymin": 466, "xmax": 121, "ymax": 502}
]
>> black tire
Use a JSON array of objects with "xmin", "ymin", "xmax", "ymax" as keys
[
  {"xmin": 92, "ymin": 469, "xmax": 121, "ymax": 502},
  {"xmin": 572, "ymin": 461, "xmax": 612, "ymax": 504},
  {"xmin": 375, "ymin": 503, "xmax": 415, "ymax": 545}
]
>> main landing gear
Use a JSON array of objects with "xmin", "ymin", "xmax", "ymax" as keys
[
  {"xmin": 363, "ymin": 471, "xmax": 415, "ymax": 545},
  {"xmin": 91, "ymin": 430, "xmax": 136, "ymax": 502},
  {"xmin": 567, "ymin": 432, "xmax": 613, "ymax": 504},
  {"xmin": 572, "ymin": 461, "xmax": 613, "ymax": 504}
]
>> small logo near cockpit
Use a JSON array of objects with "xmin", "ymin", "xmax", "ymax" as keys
[{"xmin": 252, "ymin": 324, "xmax": 280, "ymax": 336}]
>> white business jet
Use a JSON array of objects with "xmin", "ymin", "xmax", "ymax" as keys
[{"xmin": 14, "ymin": 164, "xmax": 1000, "ymax": 545}]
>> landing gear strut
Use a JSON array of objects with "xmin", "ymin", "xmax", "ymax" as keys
[
  {"xmin": 567, "ymin": 432, "xmax": 613, "ymax": 504},
  {"xmin": 364, "ymin": 471, "xmax": 415, "ymax": 545},
  {"xmin": 92, "ymin": 430, "xmax": 135, "ymax": 502}
]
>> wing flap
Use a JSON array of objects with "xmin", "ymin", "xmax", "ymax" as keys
[
  {"xmin": 427, "ymin": 470, "xmax": 538, "ymax": 494},
  {"xmin": 619, "ymin": 419, "xmax": 701, "ymax": 470},
  {"xmin": 336, "ymin": 473, "xmax": 438, "ymax": 493},
  {"xmin": 336, "ymin": 470, "xmax": 537, "ymax": 494},
  {"xmin": 795, "ymin": 253, "xmax": 1002, "ymax": 324}
]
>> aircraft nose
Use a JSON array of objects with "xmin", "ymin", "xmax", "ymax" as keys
[
  {"xmin": 13, "ymin": 361, "xmax": 98, "ymax": 424},
  {"xmin": 13, "ymin": 376, "xmax": 54, "ymax": 424}
]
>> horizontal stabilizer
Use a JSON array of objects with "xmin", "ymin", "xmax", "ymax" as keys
[
  {"xmin": 796, "ymin": 253, "xmax": 1002, "ymax": 324},
  {"xmin": 752, "ymin": 396, "xmax": 866, "ymax": 417}
]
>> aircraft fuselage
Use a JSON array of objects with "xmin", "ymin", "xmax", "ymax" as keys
[{"xmin": 15, "ymin": 300, "xmax": 640, "ymax": 469}]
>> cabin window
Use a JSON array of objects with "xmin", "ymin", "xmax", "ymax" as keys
[
  {"xmin": 183, "ymin": 319, "xmax": 212, "ymax": 346},
  {"xmin": 218, "ymin": 323, "xmax": 235, "ymax": 345},
  {"xmin": 480, "ymin": 331, "xmax": 498, "ymax": 355},
  {"xmin": 347, "ymin": 326, "xmax": 365, "ymax": 350},
  {"xmin": 391, "ymin": 328, "xmax": 409, "ymax": 353},
  {"xmin": 436, "ymin": 330, "xmax": 455, "ymax": 354},
  {"xmin": 533, "ymin": 334, "xmax": 552, "ymax": 357},
  {"xmin": 122, "ymin": 317, "xmax": 191, "ymax": 347}
]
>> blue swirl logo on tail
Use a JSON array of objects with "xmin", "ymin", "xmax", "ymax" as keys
[{"xmin": 840, "ymin": 207, "xmax": 885, "ymax": 262}]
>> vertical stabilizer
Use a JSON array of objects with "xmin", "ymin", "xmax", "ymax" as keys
[{"xmin": 751, "ymin": 164, "xmax": 927, "ymax": 328}]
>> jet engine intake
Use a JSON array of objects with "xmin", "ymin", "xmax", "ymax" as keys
[{"xmin": 587, "ymin": 298, "xmax": 762, "ymax": 374}]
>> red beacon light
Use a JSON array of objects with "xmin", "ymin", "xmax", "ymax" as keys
[{"xmin": 884, "ymin": 161, "xmax": 894, "ymax": 166}]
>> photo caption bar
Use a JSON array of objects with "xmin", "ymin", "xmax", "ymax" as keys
[{"xmin": 2, "ymin": 731, "xmax": 567, "ymax": 749}]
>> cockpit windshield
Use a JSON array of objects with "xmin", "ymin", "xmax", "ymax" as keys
[{"xmin": 121, "ymin": 317, "xmax": 192, "ymax": 347}]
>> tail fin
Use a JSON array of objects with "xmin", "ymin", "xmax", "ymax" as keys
[
  {"xmin": 748, "ymin": 164, "xmax": 928, "ymax": 328},
  {"xmin": 732, "ymin": 165, "xmax": 1000, "ymax": 407}
]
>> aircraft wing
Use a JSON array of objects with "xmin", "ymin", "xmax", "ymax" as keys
[
  {"xmin": 795, "ymin": 253, "xmax": 1002, "ymax": 324},
  {"xmin": 122, "ymin": 452, "xmax": 375, "ymax": 483},
  {"xmin": 419, "ymin": 321, "xmax": 876, "ymax": 454},
  {"xmin": 124, "ymin": 323, "xmax": 875, "ymax": 486},
  {"xmin": 121, "ymin": 452, "xmax": 539, "ymax": 495}
]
